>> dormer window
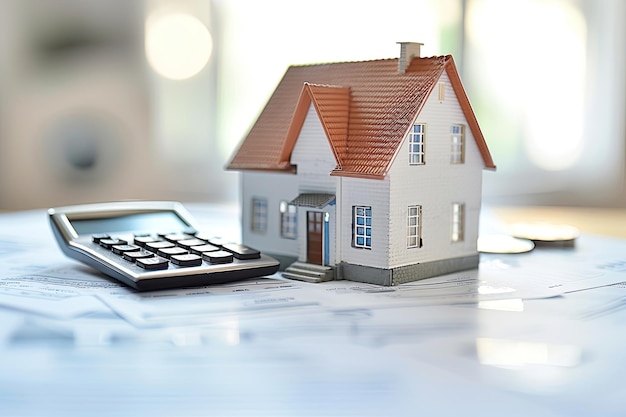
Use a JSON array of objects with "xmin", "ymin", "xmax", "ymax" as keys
[{"xmin": 408, "ymin": 123, "xmax": 426, "ymax": 165}]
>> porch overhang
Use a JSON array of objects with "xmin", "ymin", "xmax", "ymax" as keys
[{"xmin": 289, "ymin": 193, "xmax": 336, "ymax": 209}]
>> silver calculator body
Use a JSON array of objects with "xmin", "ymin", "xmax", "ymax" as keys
[{"xmin": 48, "ymin": 201, "xmax": 280, "ymax": 291}]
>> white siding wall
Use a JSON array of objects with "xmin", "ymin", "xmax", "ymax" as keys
[
  {"xmin": 326, "ymin": 208, "xmax": 336, "ymax": 265},
  {"xmin": 291, "ymin": 104, "xmax": 338, "ymax": 193},
  {"xmin": 387, "ymin": 71, "xmax": 484, "ymax": 268},
  {"xmin": 339, "ymin": 176, "xmax": 391, "ymax": 269},
  {"xmin": 241, "ymin": 171, "xmax": 299, "ymax": 256}
]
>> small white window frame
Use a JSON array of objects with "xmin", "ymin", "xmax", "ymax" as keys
[
  {"xmin": 352, "ymin": 206, "xmax": 372, "ymax": 249},
  {"xmin": 438, "ymin": 82, "xmax": 446, "ymax": 101},
  {"xmin": 251, "ymin": 197, "xmax": 268, "ymax": 233},
  {"xmin": 408, "ymin": 123, "xmax": 426, "ymax": 165},
  {"xmin": 279, "ymin": 200, "xmax": 297, "ymax": 239},
  {"xmin": 407, "ymin": 205, "xmax": 423, "ymax": 248},
  {"xmin": 451, "ymin": 202, "xmax": 465, "ymax": 242},
  {"xmin": 450, "ymin": 124, "xmax": 465, "ymax": 164}
]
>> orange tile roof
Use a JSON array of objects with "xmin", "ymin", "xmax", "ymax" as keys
[{"xmin": 227, "ymin": 55, "xmax": 495, "ymax": 178}]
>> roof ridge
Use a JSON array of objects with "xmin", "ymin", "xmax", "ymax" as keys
[
  {"xmin": 291, "ymin": 55, "xmax": 450, "ymax": 68},
  {"xmin": 303, "ymin": 82, "xmax": 349, "ymax": 89}
]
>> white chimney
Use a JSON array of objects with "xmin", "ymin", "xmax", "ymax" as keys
[{"xmin": 397, "ymin": 42, "xmax": 423, "ymax": 73}]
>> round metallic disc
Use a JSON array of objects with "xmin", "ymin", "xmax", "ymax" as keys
[
  {"xmin": 510, "ymin": 222, "xmax": 580, "ymax": 247},
  {"xmin": 477, "ymin": 234, "xmax": 535, "ymax": 254}
]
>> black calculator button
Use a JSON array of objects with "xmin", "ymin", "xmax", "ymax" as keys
[
  {"xmin": 92, "ymin": 234, "xmax": 111, "ymax": 243},
  {"xmin": 195, "ymin": 234, "xmax": 224, "ymax": 247},
  {"xmin": 203, "ymin": 250, "xmax": 234, "ymax": 264},
  {"xmin": 145, "ymin": 241, "xmax": 176, "ymax": 253},
  {"xmin": 170, "ymin": 253, "xmax": 203, "ymax": 267},
  {"xmin": 163, "ymin": 233, "xmax": 193, "ymax": 243},
  {"xmin": 123, "ymin": 251, "xmax": 153, "ymax": 262},
  {"xmin": 222, "ymin": 243, "xmax": 261, "ymax": 260},
  {"xmin": 100, "ymin": 238, "xmax": 127, "ymax": 249},
  {"xmin": 112, "ymin": 244, "xmax": 141, "ymax": 255},
  {"xmin": 134, "ymin": 236, "xmax": 159, "ymax": 247},
  {"xmin": 189, "ymin": 244, "xmax": 220, "ymax": 255},
  {"xmin": 177, "ymin": 238, "xmax": 206, "ymax": 249},
  {"xmin": 182, "ymin": 227, "xmax": 198, "ymax": 236},
  {"xmin": 157, "ymin": 246, "xmax": 188, "ymax": 259},
  {"xmin": 137, "ymin": 256, "xmax": 169, "ymax": 270},
  {"xmin": 207, "ymin": 237, "xmax": 227, "ymax": 247},
  {"xmin": 193, "ymin": 232, "xmax": 212, "ymax": 241}
]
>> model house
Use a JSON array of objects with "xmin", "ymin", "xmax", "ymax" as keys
[{"xmin": 227, "ymin": 42, "xmax": 495, "ymax": 286}]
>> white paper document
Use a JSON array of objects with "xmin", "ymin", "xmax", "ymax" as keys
[{"xmin": 2, "ymin": 205, "xmax": 626, "ymax": 334}]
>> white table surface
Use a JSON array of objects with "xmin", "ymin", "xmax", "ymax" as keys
[{"xmin": 0, "ymin": 203, "xmax": 625, "ymax": 417}]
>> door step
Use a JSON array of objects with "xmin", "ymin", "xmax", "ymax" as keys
[{"xmin": 282, "ymin": 262, "xmax": 335, "ymax": 283}]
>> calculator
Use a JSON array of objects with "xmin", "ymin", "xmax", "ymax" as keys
[{"xmin": 48, "ymin": 201, "xmax": 280, "ymax": 291}]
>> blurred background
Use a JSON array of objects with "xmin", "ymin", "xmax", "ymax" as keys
[{"xmin": 0, "ymin": 0, "xmax": 624, "ymax": 211}]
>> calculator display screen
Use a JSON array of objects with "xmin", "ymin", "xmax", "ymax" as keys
[{"xmin": 70, "ymin": 211, "xmax": 190, "ymax": 235}]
